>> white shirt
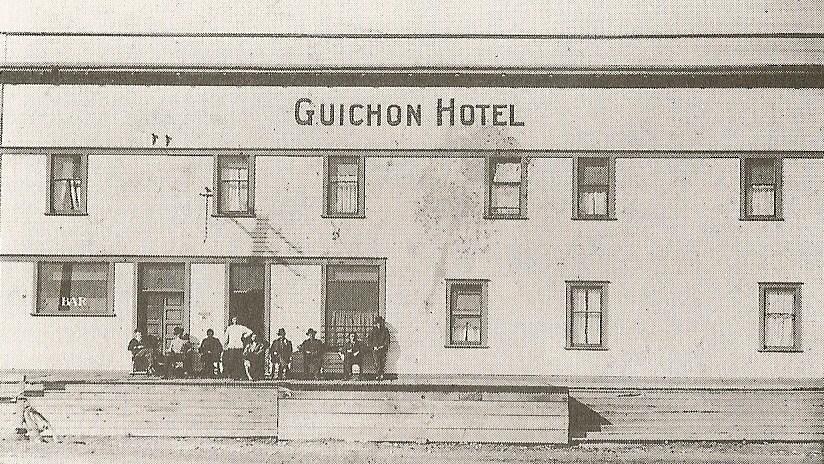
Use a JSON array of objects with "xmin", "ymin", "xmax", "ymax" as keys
[
  {"xmin": 224, "ymin": 323, "xmax": 252, "ymax": 349},
  {"xmin": 169, "ymin": 336, "xmax": 189, "ymax": 354}
]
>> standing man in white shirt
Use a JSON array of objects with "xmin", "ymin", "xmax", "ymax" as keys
[{"xmin": 223, "ymin": 316, "xmax": 252, "ymax": 380}]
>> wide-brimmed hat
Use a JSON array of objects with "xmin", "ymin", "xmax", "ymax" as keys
[
  {"xmin": 277, "ymin": 328, "xmax": 286, "ymax": 336},
  {"xmin": 306, "ymin": 328, "xmax": 317, "ymax": 335}
]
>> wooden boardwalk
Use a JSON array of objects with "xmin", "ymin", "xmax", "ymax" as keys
[
  {"xmin": 1, "ymin": 373, "xmax": 822, "ymax": 443},
  {"xmin": 0, "ymin": 377, "xmax": 569, "ymax": 443}
]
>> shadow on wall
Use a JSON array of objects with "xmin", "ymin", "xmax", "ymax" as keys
[
  {"xmin": 568, "ymin": 396, "xmax": 610, "ymax": 439},
  {"xmin": 228, "ymin": 215, "xmax": 305, "ymax": 256}
]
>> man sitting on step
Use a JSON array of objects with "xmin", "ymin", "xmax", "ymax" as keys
[
  {"xmin": 167, "ymin": 327, "xmax": 193, "ymax": 378},
  {"xmin": 243, "ymin": 333, "xmax": 267, "ymax": 381},
  {"xmin": 198, "ymin": 328, "xmax": 223, "ymax": 378},
  {"xmin": 340, "ymin": 332, "xmax": 363, "ymax": 380},
  {"xmin": 128, "ymin": 329, "xmax": 157, "ymax": 375},
  {"xmin": 298, "ymin": 328, "xmax": 325, "ymax": 380}
]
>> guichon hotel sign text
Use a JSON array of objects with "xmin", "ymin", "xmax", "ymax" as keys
[{"xmin": 295, "ymin": 98, "xmax": 525, "ymax": 127}]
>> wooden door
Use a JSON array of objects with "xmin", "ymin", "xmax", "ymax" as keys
[{"xmin": 140, "ymin": 292, "xmax": 184, "ymax": 352}]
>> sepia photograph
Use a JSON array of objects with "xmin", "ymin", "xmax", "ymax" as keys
[{"xmin": 0, "ymin": 1, "xmax": 822, "ymax": 462}]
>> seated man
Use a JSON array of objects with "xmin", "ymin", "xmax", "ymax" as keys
[
  {"xmin": 166, "ymin": 327, "xmax": 193, "ymax": 378},
  {"xmin": 127, "ymin": 329, "xmax": 156, "ymax": 375},
  {"xmin": 198, "ymin": 328, "xmax": 223, "ymax": 378},
  {"xmin": 298, "ymin": 328, "xmax": 325, "ymax": 380},
  {"xmin": 243, "ymin": 333, "xmax": 266, "ymax": 381},
  {"xmin": 339, "ymin": 332, "xmax": 363, "ymax": 380}
]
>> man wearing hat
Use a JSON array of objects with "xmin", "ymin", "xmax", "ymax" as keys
[
  {"xmin": 270, "ymin": 328, "xmax": 293, "ymax": 380},
  {"xmin": 298, "ymin": 328, "xmax": 325, "ymax": 380},
  {"xmin": 367, "ymin": 316, "xmax": 390, "ymax": 381}
]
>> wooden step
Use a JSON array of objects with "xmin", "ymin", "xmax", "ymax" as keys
[
  {"xmin": 279, "ymin": 426, "xmax": 566, "ymax": 443},
  {"xmin": 600, "ymin": 423, "xmax": 824, "ymax": 432},
  {"xmin": 583, "ymin": 431, "xmax": 824, "ymax": 442},
  {"xmin": 280, "ymin": 412, "xmax": 565, "ymax": 430},
  {"xmin": 277, "ymin": 398, "xmax": 566, "ymax": 415},
  {"xmin": 285, "ymin": 390, "xmax": 566, "ymax": 402},
  {"xmin": 47, "ymin": 427, "xmax": 278, "ymax": 438}
]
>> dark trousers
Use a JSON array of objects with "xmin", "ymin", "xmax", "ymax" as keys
[
  {"xmin": 166, "ymin": 353, "xmax": 191, "ymax": 378},
  {"xmin": 223, "ymin": 349, "xmax": 244, "ymax": 380},
  {"xmin": 372, "ymin": 349, "xmax": 387, "ymax": 379},
  {"xmin": 246, "ymin": 357, "xmax": 265, "ymax": 380},
  {"xmin": 132, "ymin": 348, "xmax": 155, "ymax": 373},
  {"xmin": 343, "ymin": 355, "xmax": 362, "ymax": 379},
  {"xmin": 274, "ymin": 356, "xmax": 290, "ymax": 380},
  {"xmin": 200, "ymin": 354, "xmax": 220, "ymax": 378},
  {"xmin": 304, "ymin": 355, "xmax": 322, "ymax": 380}
]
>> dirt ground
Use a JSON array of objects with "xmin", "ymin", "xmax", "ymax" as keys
[{"xmin": 0, "ymin": 437, "xmax": 821, "ymax": 464}]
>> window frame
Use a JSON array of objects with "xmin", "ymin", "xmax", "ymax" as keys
[
  {"xmin": 322, "ymin": 154, "xmax": 366, "ymax": 219},
  {"xmin": 741, "ymin": 156, "xmax": 783, "ymax": 221},
  {"xmin": 572, "ymin": 156, "xmax": 616, "ymax": 220},
  {"xmin": 758, "ymin": 282, "xmax": 802, "ymax": 352},
  {"xmin": 484, "ymin": 156, "xmax": 528, "ymax": 219},
  {"xmin": 213, "ymin": 153, "xmax": 255, "ymax": 217},
  {"xmin": 445, "ymin": 279, "xmax": 489, "ymax": 348},
  {"xmin": 33, "ymin": 261, "xmax": 116, "ymax": 316},
  {"xmin": 566, "ymin": 281, "xmax": 609, "ymax": 350},
  {"xmin": 46, "ymin": 153, "xmax": 89, "ymax": 216}
]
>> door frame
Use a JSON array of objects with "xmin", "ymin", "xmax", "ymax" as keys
[
  {"xmin": 323, "ymin": 261, "xmax": 385, "ymax": 349},
  {"xmin": 125, "ymin": 256, "xmax": 386, "ymax": 346},
  {"xmin": 224, "ymin": 259, "xmax": 271, "ymax": 339},
  {"xmin": 132, "ymin": 262, "xmax": 192, "ymax": 339}
]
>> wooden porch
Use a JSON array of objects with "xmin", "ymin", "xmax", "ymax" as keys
[
  {"xmin": 0, "ymin": 374, "xmax": 569, "ymax": 443},
  {"xmin": 1, "ymin": 372, "xmax": 822, "ymax": 443}
]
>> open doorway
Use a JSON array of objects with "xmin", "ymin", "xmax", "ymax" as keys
[{"xmin": 228, "ymin": 263, "xmax": 266, "ymax": 340}]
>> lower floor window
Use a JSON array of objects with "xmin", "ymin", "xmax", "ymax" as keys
[
  {"xmin": 760, "ymin": 283, "xmax": 801, "ymax": 351},
  {"xmin": 326, "ymin": 264, "xmax": 380, "ymax": 349},
  {"xmin": 446, "ymin": 279, "xmax": 488, "ymax": 346},
  {"xmin": 567, "ymin": 281, "xmax": 607, "ymax": 349},
  {"xmin": 36, "ymin": 262, "xmax": 111, "ymax": 315}
]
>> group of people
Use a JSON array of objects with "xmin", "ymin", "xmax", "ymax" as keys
[{"xmin": 128, "ymin": 315, "xmax": 391, "ymax": 381}]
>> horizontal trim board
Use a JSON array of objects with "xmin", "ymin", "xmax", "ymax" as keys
[
  {"xmin": 273, "ymin": 399, "xmax": 566, "ymax": 415},
  {"xmin": 279, "ymin": 413, "xmax": 567, "ymax": 429},
  {"xmin": 4, "ymin": 148, "xmax": 824, "ymax": 158},
  {"xmin": 0, "ymin": 254, "xmax": 387, "ymax": 264},
  {"xmin": 7, "ymin": 32, "xmax": 824, "ymax": 39},
  {"xmin": 3, "ymin": 68, "xmax": 824, "ymax": 87}
]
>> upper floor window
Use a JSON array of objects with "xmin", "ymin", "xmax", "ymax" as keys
[
  {"xmin": 486, "ymin": 157, "xmax": 527, "ymax": 219},
  {"xmin": 48, "ymin": 154, "xmax": 87, "ymax": 215},
  {"xmin": 574, "ymin": 157, "xmax": 615, "ymax": 220},
  {"xmin": 36, "ymin": 261, "xmax": 113, "ymax": 316},
  {"xmin": 324, "ymin": 155, "xmax": 365, "ymax": 218},
  {"xmin": 742, "ymin": 157, "xmax": 782, "ymax": 220},
  {"xmin": 214, "ymin": 154, "xmax": 254, "ymax": 216},
  {"xmin": 566, "ymin": 281, "xmax": 607, "ymax": 350},
  {"xmin": 760, "ymin": 283, "xmax": 801, "ymax": 352},
  {"xmin": 446, "ymin": 279, "xmax": 488, "ymax": 347}
]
